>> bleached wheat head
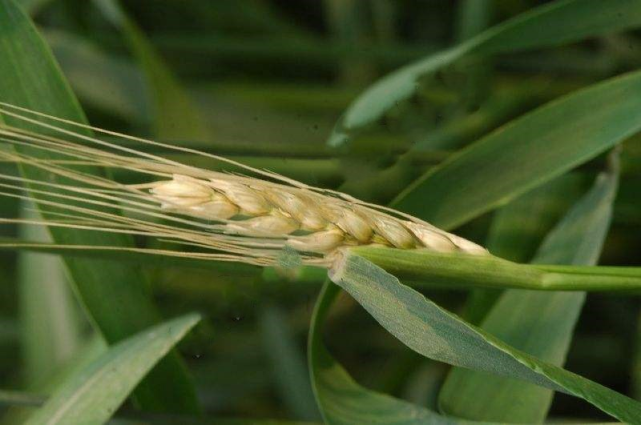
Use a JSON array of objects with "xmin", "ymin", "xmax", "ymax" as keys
[{"xmin": 0, "ymin": 102, "xmax": 486, "ymax": 268}]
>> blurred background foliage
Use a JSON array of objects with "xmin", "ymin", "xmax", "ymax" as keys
[{"xmin": 1, "ymin": 0, "xmax": 641, "ymax": 423}]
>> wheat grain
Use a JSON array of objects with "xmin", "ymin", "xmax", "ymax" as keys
[
  {"xmin": 148, "ymin": 173, "xmax": 488, "ymax": 256},
  {"xmin": 0, "ymin": 102, "xmax": 487, "ymax": 267}
]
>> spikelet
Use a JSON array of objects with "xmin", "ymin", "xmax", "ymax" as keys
[{"xmin": 0, "ymin": 102, "xmax": 487, "ymax": 268}]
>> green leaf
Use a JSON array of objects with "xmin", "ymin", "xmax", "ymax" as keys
[
  {"xmin": 107, "ymin": 419, "xmax": 321, "ymax": 425},
  {"xmin": 0, "ymin": 0, "xmax": 199, "ymax": 413},
  {"xmin": 16, "ymin": 0, "xmax": 50, "ymax": 15},
  {"xmin": 534, "ymin": 164, "xmax": 619, "ymax": 267},
  {"xmin": 308, "ymin": 282, "xmax": 473, "ymax": 425},
  {"xmin": 393, "ymin": 70, "xmax": 641, "ymax": 230},
  {"xmin": 18, "ymin": 204, "xmax": 85, "ymax": 388},
  {"xmin": 259, "ymin": 304, "xmax": 320, "ymax": 421},
  {"xmin": 452, "ymin": 0, "xmax": 494, "ymax": 113},
  {"xmin": 439, "ymin": 156, "xmax": 619, "ymax": 422},
  {"xmin": 328, "ymin": 253, "xmax": 641, "ymax": 423},
  {"xmin": 455, "ymin": 0, "xmax": 493, "ymax": 43},
  {"xmin": 462, "ymin": 174, "xmax": 587, "ymax": 324},
  {"xmin": 484, "ymin": 174, "xmax": 589, "ymax": 263},
  {"xmin": 46, "ymin": 30, "xmax": 148, "ymax": 123},
  {"xmin": 25, "ymin": 313, "xmax": 200, "ymax": 425},
  {"xmin": 0, "ymin": 389, "xmax": 320, "ymax": 425},
  {"xmin": 92, "ymin": 0, "xmax": 209, "ymax": 141},
  {"xmin": 329, "ymin": 0, "xmax": 641, "ymax": 147}
]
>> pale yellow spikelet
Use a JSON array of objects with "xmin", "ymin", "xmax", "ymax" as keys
[
  {"xmin": 209, "ymin": 178, "xmax": 271, "ymax": 216},
  {"xmin": 261, "ymin": 188, "xmax": 327, "ymax": 231},
  {"xmin": 224, "ymin": 213, "xmax": 299, "ymax": 237},
  {"xmin": 151, "ymin": 174, "xmax": 213, "ymax": 208},
  {"xmin": 403, "ymin": 221, "xmax": 485, "ymax": 254},
  {"xmin": 148, "ymin": 173, "xmax": 488, "ymax": 259},
  {"xmin": 320, "ymin": 203, "xmax": 372, "ymax": 243},
  {"xmin": 442, "ymin": 232, "xmax": 488, "ymax": 256},
  {"xmin": 286, "ymin": 228, "xmax": 345, "ymax": 253},
  {"xmin": 150, "ymin": 174, "xmax": 239, "ymax": 219},
  {"xmin": 189, "ymin": 199, "xmax": 239, "ymax": 220},
  {"xmin": 366, "ymin": 213, "xmax": 417, "ymax": 249}
]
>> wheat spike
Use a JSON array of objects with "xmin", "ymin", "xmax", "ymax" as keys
[
  {"xmin": 0, "ymin": 102, "xmax": 487, "ymax": 267},
  {"xmin": 148, "ymin": 173, "xmax": 488, "ymax": 256}
]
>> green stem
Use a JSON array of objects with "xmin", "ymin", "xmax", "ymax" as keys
[
  {"xmin": 351, "ymin": 246, "xmax": 641, "ymax": 293},
  {"xmin": 4, "ymin": 237, "xmax": 641, "ymax": 293}
]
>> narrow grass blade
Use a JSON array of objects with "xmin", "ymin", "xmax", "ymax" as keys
[
  {"xmin": 46, "ymin": 30, "xmax": 148, "ymax": 123},
  {"xmin": 452, "ymin": 0, "xmax": 494, "ymax": 113},
  {"xmin": 0, "ymin": 0, "xmax": 199, "ymax": 413},
  {"xmin": 329, "ymin": 0, "xmax": 641, "ymax": 147},
  {"xmin": 439, "ymin": 156, "xmax": 619, "ymax": 422},
  {"xmin": 0, "ymin": 389, "xmax": 319, "ymax": 425},
  {"xmin": 93, "ymin": 0, "xmax": 210, "ymax": 141},
  {"xmin": 259, "ymin": 304, "xmax": 320, "ymax": 421},
  {"xmin": 484, "ymin": 174, "xmax": 588, "ymax": 263},
  {"xmin": 393, "ymin": 70, "xmax": 641, "ymax": 229},
  {"xmin": 25, "ymin": 313, "xmax": 200, "ymax": 425},
  {"xmin": 328, "ymin": 254, "xmax": 641, "ymax": 423},
  {"xmin": 18, "ymin": 207, "xmax": 84, "ymax": 387},
  {"xmin": 463, "ymin": 174, "xmax": 586, "ymax": 324}
]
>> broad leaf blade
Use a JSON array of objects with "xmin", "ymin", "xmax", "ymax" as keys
[
  {"xmin": 308, "ymin": 282, "xmax": 475, "ymax": 425},
  {"xmin": 25, "ymin": 313, "xmax": 200, "ymax": 425},
  {"xmin": 393, "ymin": 70, "xmax": 641, "ymax": 230},
  {"xmin": 329, "ymin": 253, "xmax": 641, "ymax": 423},
  {"xmin": 440, "ymin": 159, "xmax": 619, "ymax": 422}
]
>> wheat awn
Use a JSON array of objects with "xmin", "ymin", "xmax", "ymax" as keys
[{"xmin": 0, "ymin": 102, "xmax": 487, "ymax": 268}]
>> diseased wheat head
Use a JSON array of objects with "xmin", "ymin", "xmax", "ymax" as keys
[{"xmin": 0, "ymin": 102, "xmax": 486, "ymax": 268}]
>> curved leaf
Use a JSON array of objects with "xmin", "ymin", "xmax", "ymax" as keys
[
  {"xmin": 308, "ymin": 282, "xmax": 477, "ymax": 425},
  {"xmin": 439, "ymin": 157, "xmax": 619, "ymax": 422},
  {"xmin": 92, "ymin": 0, "xmax": 209, "ymax": 140},
  {"xmin": 25, "ymin": 313, "xmax": 200, "ymax": 425},
  {"xmin": 329, "ymin": 0, "xmax": 641, "ymax": 147},
  {"xmin": 393, "ymin": 70, "xmax": 641, "ymax": 229},
  {"xmin": 328, "ymin": 253, "xmax": 641, "ymax": 424}
]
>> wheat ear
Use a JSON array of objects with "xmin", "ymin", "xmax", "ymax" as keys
[
  {"xmin": 147, "ymin": 173, "xmax": 487, "ymax": 256},
  {"xmin": 0, "ymin": 102, "xmax": 487, "ymax": 267}
]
